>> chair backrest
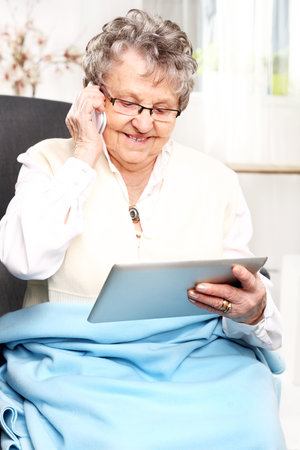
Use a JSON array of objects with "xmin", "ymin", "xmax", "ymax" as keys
[{"xmin": 0, "ymin": 95, "xmax": 71, "ymax": 316}]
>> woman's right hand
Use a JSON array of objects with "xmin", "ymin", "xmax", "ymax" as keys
[{"xmin": 66, "ymin": 84, "xmax": 106, "ymax": 168}]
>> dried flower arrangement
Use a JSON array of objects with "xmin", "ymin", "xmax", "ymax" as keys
[{"xmin": 0, "ymin": 0, "xmax": 83, "ymax": 96}]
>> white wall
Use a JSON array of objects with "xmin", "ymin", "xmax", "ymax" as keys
[{"xmin": 238, "ymin": 173, "xmax": 300, "ymax": 305}]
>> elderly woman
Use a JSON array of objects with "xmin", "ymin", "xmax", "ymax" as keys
[{"xmin": 0, "ymin": 9, "xmax": 285, "ymax": 450}]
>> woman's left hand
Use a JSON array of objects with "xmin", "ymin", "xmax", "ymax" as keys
[{"xmin": 187, "ymin": 264, "xmax": 267, "ymax": 325}]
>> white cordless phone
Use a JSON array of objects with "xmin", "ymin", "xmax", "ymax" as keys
[
  {"xmin": 92, "ymin": 109, "xmax": 107, "ymax": 135},
  {"xmin": 88, "ymin": 82, "xmax": 107, "ymax": 135}
]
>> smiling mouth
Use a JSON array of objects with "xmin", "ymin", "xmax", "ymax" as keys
[{"xmin": 124, "ymin": 133, "xmax": 150, "ymax": 143}]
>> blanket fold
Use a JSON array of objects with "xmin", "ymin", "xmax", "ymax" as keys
[{"xmin": 0, "ymin": 303, "xmax": 286, "ymax": 450}]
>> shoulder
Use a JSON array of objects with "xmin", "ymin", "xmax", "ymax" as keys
[
  {"xmin": 24, "ymin": 138, "xmax": 74, "ymax": 173},
  {"xmin": 169, "ymin": 140, "xmax": 238, "ymax": 183},
  {"xmin": 164, "ymin": 141, "xmax": 240, "ymax": 233}
]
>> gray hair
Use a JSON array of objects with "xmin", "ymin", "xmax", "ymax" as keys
[{"xmin": 82, "ymin": 9, "xmax": 198, "ymax": 111}]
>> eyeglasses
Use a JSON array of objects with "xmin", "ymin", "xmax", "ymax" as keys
[{"xmin": 100, "ymin": 85, "xmax": 181, "ymax": 122}]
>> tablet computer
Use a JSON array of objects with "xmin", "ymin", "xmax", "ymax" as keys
[{"xmin": 87, "ymin": 256, "xmax": 267, "ymax": 323}]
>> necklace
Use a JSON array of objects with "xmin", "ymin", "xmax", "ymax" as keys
[{"xmin": 129, "ymin": 206, "xmax": 140, "ymax": 223}]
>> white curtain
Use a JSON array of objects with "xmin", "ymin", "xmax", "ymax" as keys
[
  {"xmin": 143, "ymin": 0, "xmax": 300, "ymax": 165},
  {"xmin": 199, "ymin": 0, "xmax": 275, "ymax": 163}
]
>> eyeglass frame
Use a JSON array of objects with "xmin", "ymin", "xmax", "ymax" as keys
[{"xmin": 100, "ymin": 85, "xmax": 181, "ymax": 120}]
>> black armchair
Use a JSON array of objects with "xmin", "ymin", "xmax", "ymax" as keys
[{"xmin": 0, "ymin": 95, "xmax": 71, "ymax": 317}]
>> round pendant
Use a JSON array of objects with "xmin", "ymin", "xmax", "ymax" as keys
[{"xmin": 129, "ymin": 206, "xmax": 140, "ymax": 223}]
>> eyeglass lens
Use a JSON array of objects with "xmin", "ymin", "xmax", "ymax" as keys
[{"xmin": 113, "ymin": 99, "xmax": 178, "ymax": 122}]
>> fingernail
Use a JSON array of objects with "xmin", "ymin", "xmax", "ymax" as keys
[
  {"xmin": 195, "ymin": 283, "xmax": 207, "ymax": 293},
  {"xmin": 188, "ymin": 289, "xmax": 198, "ymax": 300}
]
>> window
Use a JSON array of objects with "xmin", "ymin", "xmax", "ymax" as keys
[{"xmin": 143, "ymin": 0, "xmax": 300, "ymax": 96}]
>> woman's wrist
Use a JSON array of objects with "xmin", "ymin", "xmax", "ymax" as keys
[{"xmin": 73, "ymin": 142, "xmax": 102, "ymax": 168}]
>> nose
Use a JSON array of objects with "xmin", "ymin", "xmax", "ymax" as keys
[{"xmin": 131, "ymin": 109, "xmax": 154, "ymax": 133}]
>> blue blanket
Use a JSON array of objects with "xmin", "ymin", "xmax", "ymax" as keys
[{"xmin": 0, "ymin": 303, "xmax": 286, "ymax": 450}]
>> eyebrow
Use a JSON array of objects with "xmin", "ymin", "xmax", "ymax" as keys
[{"xmin": 113, "ymin": 90, "xmax": 175, "ymax": 108}]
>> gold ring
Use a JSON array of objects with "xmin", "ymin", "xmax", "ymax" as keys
[{"xmin": 220, "ymin": 300, "xmax": 232, "ymax": 313}]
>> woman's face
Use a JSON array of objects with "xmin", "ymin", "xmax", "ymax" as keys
[{"xmin": 102, "ymin": 49, "xmax": 179, "ymax": 174}]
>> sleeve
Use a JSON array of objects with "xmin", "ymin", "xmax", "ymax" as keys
[
  {"xmin": 221, "ymin": 186, "xmax": 283, "ymax": 350},
  {"xmin": 0, "ymin": 153, "xmax": 96, "ymax": 280}
]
